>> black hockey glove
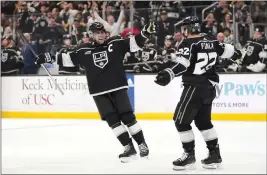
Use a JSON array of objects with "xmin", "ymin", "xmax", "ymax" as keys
[
  {"xmin": 154, "ymin": 68, "xmax": 175, "ymax": 86},
  {"xmin": 233, "ymin": 49, "xmax": 242, "ymax": 60},
  {"xmin": 35, "ymin": 52, "xmax": 54, "ymax": 65},
  {"xmin": 141, "ymin": 22, "xmax": 157, "ymax": 38}
]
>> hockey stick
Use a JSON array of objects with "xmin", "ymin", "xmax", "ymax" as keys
[
  {"xmin": 124, "ymin": 60, "xmax": 162, "ymax": 66},
  {"xmin": 17, "ymin": 30, "xmax": 64, "ymax": 95}
]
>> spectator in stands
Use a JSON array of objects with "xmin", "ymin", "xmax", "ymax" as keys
[
  {"xmin": 174, "ymin": 32, "xmax": 183, "ymax": 48},
  {"xmin": 234, "ymin": 1, "xmax": 252, "ymax": 46},
  {"xmin": 217, "ymin": 32, "xmax": 224, "ymax": 43},
  {"xmin": 156, "ymin": 10, "xmax": 174, "ymax": 48},
  {"xmin": 18, "ymin": 11, "xmax": 36, "ymax": 34},
  {"xmin": 59, "ymin": 2, "xmax": 78, "ymax": 28},
  {"xmin": 50, "ymin": 8, "xmax": 66, "ymax": 33},
  {"xmin": 81, "ymin": 32, "xmax": 89, "ymax": 44},
  {"xmin": 121, "ymin": 21, "xmax": 140, "ymax": 38},
  {"xmin": 2, "ymin": 19, "xmax": 12, "ymax": 39},
  {"xmin": 201, "ymin": 12, "xmax": 218, "ymax": 36},
  {"xmin": 235, "ymin": 1, "xmax": 249, "ymax": 23},
  {"xmin": 71, "ymin": 18, "xmax": 86, "ymax": 45},
  {"xmin": 21, "ymin": 33, "xmax": 39, "ymax": 75},
  {"xmin": 250, "ymin": 1, "xmax": 267, "ymax": 23},
  {"xmin": 213, "ymin": 1, "xmax": 232, "ymax": 24},
  {"xmin": 119, "ymin": 14, "xmax": 129, "ymax": 34},
  {"xmin": 93, "ymin": 5, "xmax": 125, "ymax": 37},
  {"xmin": 219, "ymin": 13, "xmax": 233, "ymax": 33},
  {"xmin": 223, "ymin": 27, "xmax": 234, "ymax": 45}
]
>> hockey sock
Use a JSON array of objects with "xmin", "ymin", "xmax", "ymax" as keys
[
  {"xmin": 127, "ymin": 120, "xmax": 145, "ymax": 145},
  {"xmin": 179, "ymin": 129, "xmax": 195, "ymax": 153},
  {"xmin": 111, "ymin": 123, "xmax": 132, "ymax": 146},
  {"xmin": 200, "ymin": 127, "xmax": 218, "ymax": 151}
]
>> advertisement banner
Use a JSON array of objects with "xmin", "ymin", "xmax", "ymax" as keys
[
  {"xmin": 2, "ymin": 74, "xmax": 266, "ymax": 121},
  {"xmin": 2, "ymin": 76, "xmax": 97, "ymax": 112},
  {"xmin": 213, "ymin": 74, "xmax": 266, "ymax": 113}
]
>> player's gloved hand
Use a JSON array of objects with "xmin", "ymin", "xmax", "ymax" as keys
[
  {"xmin": 35, "ymin": 53, "xmax": 54, "ymax": 65},
  {"xmin": 259, "ymin": 51, "xmax": 267, "ymax": 59},
  {"xmin": 154, "ymin": 68, "xmax": 174, "ymax": 86},
  {"xmin": 233, "ymin": 49, "xmax": 242, "ymax": 60},
  {"xmin": 142, "ymin": 22, "xmax": 157, "ymax": 38}
]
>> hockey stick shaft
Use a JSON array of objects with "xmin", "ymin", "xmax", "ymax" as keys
[
  {"xmin": 17, "ymin": 31, "xmax": 64, "ymax": 95},
  {"xmin": 124, "ymin": 60, "xmax": 162, "ymax": 66}
]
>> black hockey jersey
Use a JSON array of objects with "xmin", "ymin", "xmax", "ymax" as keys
[
  {"xmin": 158, "ymin": 47, "xmax": 176, "ymax": 70},
  {"xmin": 1, "ymin": 46, "xmax": 23, "ymax": 74},
  {"xmin": 123, "ymin": 52, "xmax": 141, "ymax": 73},
  {"xmin": 57, "ymin": 34, "xmax": 146, "ymax": 96},
  {"xmin": 136, "ymin": 47, "xmax": 158, "ymax": 72},
  {"xmin": 170, "ymin": 36, "xmax": 235, "ymax": 86},
  {"xmin": 56, "ymin": 46, "xmax": 80, "ymax": 74},
  {"xmin": 242, "ymin": 37, "xmax": 267, "ymax": 66}
]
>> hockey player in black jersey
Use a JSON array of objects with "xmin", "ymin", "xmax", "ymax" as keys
[
  {"xmin": 35, "ymin": 22, "xmax": 157, "ymax": 162},
  {"xmin": 158, "ymin": 35, "xmax": 176, "ymax": 70},
  {"xmin": 56, "ymin": 34, "xmax": 80, "ymax": 75},
  {"xmin": 241, "ymin": 27, "xmax": 267, "ymax": 72},
  {"xmin": 135, "ymin": 38, "xmax": 158, "ymax": 73},
  {"xmin": 1, "ymin": 36, "xmax": 24, "ymax": 75},
  {"xmin": 155, "ymin": 16, "xmax": 241, "ymax": 170}
]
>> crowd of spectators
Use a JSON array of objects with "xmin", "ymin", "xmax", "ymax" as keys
[{"xmin": 1, "ymin": 1, "xmax": 267, "ymax": 75}]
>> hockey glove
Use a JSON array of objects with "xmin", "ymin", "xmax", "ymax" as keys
[
  {"xmin": 35, "ymin": 52, "xmax": 54, "ymax": 65},
  {"xmin": 141, "ymin": 22, "xmax": 157, "ymax": 38},
  {"xmin": 259, "ymin": 51, "xmax": 267, "ymax": 59},
  {"xmin": 154, "ymin": 68, "xmax": 175, "ymax": 86},
  {"xmin": 233, "ymin": 49, "xmax": 242, "ymax": 60}
]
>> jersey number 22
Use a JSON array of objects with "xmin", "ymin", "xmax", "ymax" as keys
[{"xmin": 193, "ymin": 52, "xmax": 217, "ymax": 74}]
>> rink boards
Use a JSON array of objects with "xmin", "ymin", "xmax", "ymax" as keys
[{"xmin": 1, "ymin": 74, "xmax": 266, "ymax": 121}]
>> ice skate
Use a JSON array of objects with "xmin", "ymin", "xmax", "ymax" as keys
[
  {"xmin": 201, "ymin": 144, "xmax": 222, "ymax": 169},
  {"xmin": 119, "ymin": 142, "xmax": 137, "ymax": 163},
  {"xmin": 139, "ymin": 142, "xmax": 149, "ymax": 159},
  {"xmin": 173, "ymin": 150, "xmax": 196, "ymax": 171}
]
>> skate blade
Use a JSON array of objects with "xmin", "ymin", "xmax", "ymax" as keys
[
  {"xmin": 173, "ymin": 163, "xmax": 196, "ymax": 171},
  {"xmin": 120, "ymin": 154, "xmax": 138, "ymax": 163},
  {"xmin": 202, "ymin": 163, "xmax": 222, "ymax": 169}
]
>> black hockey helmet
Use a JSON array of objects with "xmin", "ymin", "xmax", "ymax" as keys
[
  {"xmin": 89, "ymin": 22, "xmax": 106, "ymax": 34},
  {"xmin": 63, "ymin": 34, "xmax": 71, "ymax": 40},
  {"xmin": 2, "ymin": 35, "xmax": 12, "ymax": 41},
  {"xmin": 181, "ymin": 16, "xmax": 201, "ymax": 35},
  {"xmin": 254, "ymin": 26, "xmax": 264, "ymax": 35},
  {"xmin": 82, "ymin": 32, "xmax": 89, "ymax": 38},
  {"xmin": 165, "ymin": 35, "xmax": 174, "ymax": 41}
]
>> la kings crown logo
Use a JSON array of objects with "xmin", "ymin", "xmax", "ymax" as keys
[{"xmin": 93, "ymin": 51, "xmax": 108, "ymax": 68}]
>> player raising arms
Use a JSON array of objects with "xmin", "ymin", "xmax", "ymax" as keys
[
  {"xmin": 155, "ymin": 16, "xmax": 241, "ymax": 170},
  {"xmin": 35, "ymin": 22, "xmax": 157, "ymax": 163}
]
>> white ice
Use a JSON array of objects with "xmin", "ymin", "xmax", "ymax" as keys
[{"xmin": 2, "ymin": 119, "xmax": 266, "ymax": 174}]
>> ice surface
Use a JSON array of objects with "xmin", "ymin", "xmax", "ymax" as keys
[{"xmin": 2, "ymin": 119, "xmax": 266, "ymax": 174}]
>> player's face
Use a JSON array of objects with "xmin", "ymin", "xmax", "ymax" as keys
[
  {"xmin": 93, "ymin": 30, "xmax": 106, "ymax": 44},
  {"xmin": 83, "ymin": 37, "xmax": 89, "ymax": 43},
  {"xmin": 64, "ymin": 39, "xmax": 71, "ymax": 46},
  {"xmin": 164, "ymin": 40, "xmax": 172, "ymax": 48},
  {"xmin": 181, "ymin": 26, "xmax": 188, "ymax": 37},
  {"xmin": 2, "ymin": 39, "xmax": 9, "ymax": 47},
  {"xmin": 254, "ymin": 31, "xmax": 262, "ymax": 40}
]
